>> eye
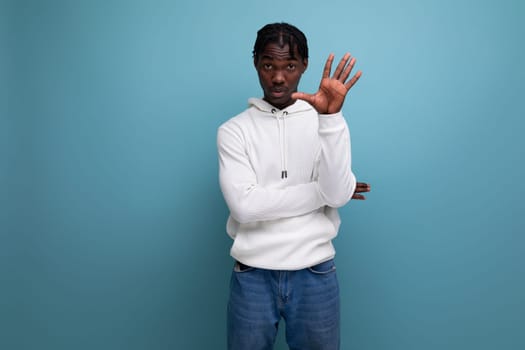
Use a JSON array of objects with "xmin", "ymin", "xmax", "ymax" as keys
[
  {"xmin": 263, "ymin": 63, "xmax": 272, "ymax": 70},
  {"xmin": 287, "ymin": 64, "xmax": 296, "ymax": 71}
]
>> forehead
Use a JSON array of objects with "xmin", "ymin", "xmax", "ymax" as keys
[{"xmin": 260, "ymin": 42, "xmax": 301, "ymax": 61}]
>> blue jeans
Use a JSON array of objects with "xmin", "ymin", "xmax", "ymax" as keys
[{"xmin": 227, "ymin": 259, "xmax": 340, "ymax": 350}]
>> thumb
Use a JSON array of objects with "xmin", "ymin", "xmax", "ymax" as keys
[{"xmin": 292, "ymin": 92, "xmax": 314, "ymax": 104}]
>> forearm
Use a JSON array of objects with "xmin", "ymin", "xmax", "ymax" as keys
[
  {"xmin": 317, "ymin": 112, "xmax": 356, "ymax": 207},
  {"xmin": 219, "ymin": 179, "xmax": 324, "ymax": 223},
  {"xmin": 218, "ymin": 126, "xmax": 325, "ymax": 223}
]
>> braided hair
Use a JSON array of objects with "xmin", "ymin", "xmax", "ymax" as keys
[{"xmin": 252, "ymin": 23, "xmax": 309, "ymax": 62}]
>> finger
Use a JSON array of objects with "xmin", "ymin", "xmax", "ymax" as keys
[
  {"xmin": 351, "ymin": 194, "xmax": 366, "ymax": 200},
  {"xmin": 332, "ymin": 53, "xmax": 351, "ymax": 80},
  {"xmin": 322, "ymin": 54, "xmax": 335, "ymax": 79},
  {"xmin": 344, "ymin": 70, "xmax": 362, "ymax": 90},
  {"xmin": 355, "ymin": 182, "xmax": 371, "ymax": 192},
  {"xmin": 340, "ymin": 57, "xmax": 356, "ymax": 83}
]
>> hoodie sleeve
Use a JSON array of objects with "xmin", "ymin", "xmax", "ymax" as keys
[
  {"xmin": 316, "ymin": 112, "xmax": 357, "ymax": 208},
  {"xmin": 218, "ymin": 125, "xmax": 325, "ymax": 224}
]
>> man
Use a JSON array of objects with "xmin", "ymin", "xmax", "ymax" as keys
[{"xmin": 217, "ymin": 22, "xmax": 370, "ymax": 350}]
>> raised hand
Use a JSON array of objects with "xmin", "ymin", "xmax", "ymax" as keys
[
  {"xmin": 352, "ymin": 182, "xmax": 371, "ymax": 200},
  {"xmin": 292, "ymin": 53, "xmax": 361, "ymax": 114}
]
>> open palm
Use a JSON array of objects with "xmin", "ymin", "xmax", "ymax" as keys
[{"xmin": 293, "ymin": 53, "xmax": 362, "ymax": 114}]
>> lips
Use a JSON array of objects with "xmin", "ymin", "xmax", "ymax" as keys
[{"xmin": 270, "ymin": 88, "xmax": 287, "ymax": 98}]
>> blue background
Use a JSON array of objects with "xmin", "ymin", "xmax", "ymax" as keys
[{"xmin": 2, "ymin": 0, "xmax": 524, "ymax": 349}]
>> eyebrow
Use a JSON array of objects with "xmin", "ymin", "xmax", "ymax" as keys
[{"xmin": 261, "ymin": 54, "xmax": 298, "ymax": 61}]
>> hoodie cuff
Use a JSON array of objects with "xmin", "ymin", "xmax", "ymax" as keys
[{"xmin": 318, "ymin": 112, "xmax": 346, "ymax": 133}]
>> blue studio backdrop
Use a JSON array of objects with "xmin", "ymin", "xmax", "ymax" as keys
[{"xmin": 2, "ymin": 0, "xmax": 524, "ymax": 349}]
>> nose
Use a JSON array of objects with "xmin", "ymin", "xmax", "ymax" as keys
[{"xmin": 272, "ymin": 69, "xmax": 285, "ymax": 84}]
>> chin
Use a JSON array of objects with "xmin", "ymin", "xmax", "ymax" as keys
[{"xmin": 267, "ymin": 97, "xmax": 293, "ymax": 109}]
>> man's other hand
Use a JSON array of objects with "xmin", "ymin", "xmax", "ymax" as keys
[{"xmin": 352, "ymin": 182, "xmax": 371, "ymax": 200}]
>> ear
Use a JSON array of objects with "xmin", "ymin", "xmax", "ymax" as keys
[{"xmin": 302, "ymin": 58, "xmax": 308, "ymax": 72}]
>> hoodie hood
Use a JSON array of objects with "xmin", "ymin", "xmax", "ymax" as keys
[{"xmin": 248, "ymin": 98, "xmax": 314, "ymax": 116}]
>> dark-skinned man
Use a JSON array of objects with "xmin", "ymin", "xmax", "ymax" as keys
[{"xmin": 218, "ymin": 22, "xmax": 370, "ymax": 350}]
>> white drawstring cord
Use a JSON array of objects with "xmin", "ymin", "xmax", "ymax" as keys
[
  {"xmin": 273, "ymin": 109, "xmax": 288, "ymax": 179},
  {"xmin": 282, "ymin": 111, "xmax": 288, "ymax": 179}
]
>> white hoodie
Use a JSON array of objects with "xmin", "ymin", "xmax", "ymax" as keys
[{"xmin": 217, "ymin": 98, "xmax": 356, "ymax": 270}]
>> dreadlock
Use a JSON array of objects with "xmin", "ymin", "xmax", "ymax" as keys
[{"xmin": 252, "ymin": 23, "xmax": 308, "ymax": 63}]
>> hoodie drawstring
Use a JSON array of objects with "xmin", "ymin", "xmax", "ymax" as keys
[{"xmin": 272, "ymin": 109, "xmax": 288, "ymax": 179}]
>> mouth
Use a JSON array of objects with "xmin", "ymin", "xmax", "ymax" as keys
[{"xmin": 270, "ymin": 88, "xmax": 287, "ymax": 98}]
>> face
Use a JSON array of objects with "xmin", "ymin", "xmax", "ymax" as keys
[{"xmin": 255, "ymin": 43, "xmax": 308, "ymax": 110}]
